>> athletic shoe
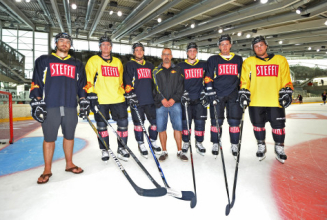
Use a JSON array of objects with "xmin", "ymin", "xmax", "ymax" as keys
[
  {"xmin": 158, "ymin": 151, "xmax": 168, "ymax": 161},
  {"xmin": 177, "ymin": 150, "xmax": 188, "ymax": 162}
]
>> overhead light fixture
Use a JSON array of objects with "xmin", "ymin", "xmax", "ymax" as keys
[
  {"xmin": 279, "ymin": 40, "xmax": 283, "ymax": 44},
  {"xmin": 15, "ymin": 0, "xmax": 22, "ymax": 2},
  {"xmin": 325, "ymin": 20, "xmax": 327, "ymax": 25},
  {"xmin": 246, "ymin": 34, "xmax": 251, "ymax": 38},
  {"xmin": 71, "ymin": 3, "xmax": 77, "ymax": 9},
  {"xmin": 157, "ymin": 17, "xmax": 162, "ymax": 23},
  {"xmin": 109, "ymin": 10, "xmax": 113, "ymax": 15},
  {"xmin": 191, "ymin": 23, "xmax": 195, "ymax": 28},
  {"xmin": 218, "ymin": 28, "xmax": 223, "ymax": 33},
  {"xmin": 317, "ymin": 49, "xmax": 320, "ymax": 52},
  {"xmin": 308, "ymin": 47, "xmax": 311, "ymax": 50},
  {"xmin": 260, "ymin": 0, "xmax": 268, "ymax": 4},
  {"xmin": 237, "ymin": 32, "xmax": 242, "ymax": 37},
  {"xmin": 25, "ymin": 0, "xmax": 31, "ymax": 2},
  {"xmin": 9, "ymin": 21, "xmax": 14, "ymax": 28},
  {"xmin": 296, "ymin": 7, "xmax": 303, "ymax": 14},
  {"xmin": 117, "ymin": 11, "xmax": 122, "ymax": 16}
]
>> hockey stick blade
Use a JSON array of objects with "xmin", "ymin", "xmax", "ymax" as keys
[{"xmin": 166, "ymin": 188, "xmax": 195, "ymax": 200}]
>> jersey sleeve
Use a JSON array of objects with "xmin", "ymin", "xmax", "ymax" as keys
[
  {"xmin": 77, "ymin": 61, "xmax": 87, "ymax": 98},
  {"xmin": 29, "ymin": 56, "xmax": 46, "ymax": 99},
  {"xmin": 85, "ymin": 57, "xmax": 97, "ymax": 94},
  {"xmin": 204, "ymin": 57, "xmax": 214, "ymax": 89},
  {"xmin": 123, "ymin": 62, "xmax": 134, "ymax": 93},
  {"xmin": 240, "ymin": 58, "xmax": 251, "ymax": 90},
  {"xmin": 172, "ymin": 68, "xmax": 184, "ymax": 102},
  {"xmin": 118, "ymin": 59, "xmax": 124, "ymax": 93},
  {"xmin": 280, "ymin": 57, "xmax": 293, "ymax": 90}
]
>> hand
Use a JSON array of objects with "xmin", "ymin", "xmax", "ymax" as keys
[
  {"xmin": 168, "ymin": 98, "xmax": 175, "ymax": 107},
  {"xmin": 79, "ymin": 98, "xmax": 90, "ymax": 118},
  {"xmin": 200, "ymin": 90, "xmax": 210, "ymax": 107},
  {"xmin": 181, "ymin": 90, "xmax": 190, "ymax": 106},
  {"xmin": 87, "ymin": 93, "xmax": 99, "ymax": 113},
  {"xmin": 205, "ymin": 88, "xmax": 218, "ymax": 104},
  {"xmin": 161, "ymin": 98, "xmax": 170, "ymax": 107},
  {"xmin": 237, "ymin": 89, "xmax": 251, "ymax": 108},
  {"xmin": 279, "ymin": 87, "xmax": 293, "ymax": 108},
  {"xmin": 124, "ymin": 92, "xmax": 139, "ymax": 107},
  {"xmin": 30, "ymin": 98, "xmax": 47, "ymax": 123}
]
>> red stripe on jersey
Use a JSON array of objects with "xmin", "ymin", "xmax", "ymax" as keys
[
  {"xmin": 184, "ymin": 68, "xmax": 204, "ymax": 79},
  {"xmin": 150, "ymin": 125, "xmax": 157, "ymax": 131},
  {"xmin": 101, "ymin": 65, "xmax": 119, "ymax": 77},
  {"xmin": 134, "ymin": 126, "xmax": 143, "ymax": 132},
  {"xmin": 195, "ymin": 130, "xmax": 204, "ymax": 136},
  {"xmin": 182, "ymin": 130, "xmax": 191, "ymax": 135},
  {"xmin": 50, "ymin": 63, "xmax": 76, "ymax": 79},
  {"xmin": 99, "ymin": 131, "xmax": 109, "ymax": 138},
  {"xmin": 272, "ymin": 128, "xmax": 285, "ymax": 135},
  {"xmin": 253, "ymin": 126, "xmax": 265, "ymax": 132},
  {"xmin": 218, "ymin": 64, "xmax": 238, "ymax": 75},
  {"xmin": 229, "ymin": 126, "xmax": 240, "ymax": 133},
  {"xmin": 211, "ymin": 126, "xmax": 220, "ymax": 133},
  {"xmin": 117, "ymin": 131, "xmax": 128, "ymax": 137},
  {"xmin": 256, "ymin": 65, "xmax": 279, "ymax": 77},
  {"xmin": 137, "ymin": 68, "xmax": 152, "ymax": 79}
]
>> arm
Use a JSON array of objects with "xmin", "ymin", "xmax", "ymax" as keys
[
  {"xmin": 77, "ymin": 61, "xmax": 87, "ymax": 99},
  {"xmin": 280, "ymin": 57, "xmax": 293, "ymax": 90},
  {"xmin": 204, "ymin": 57, "xmax": 214, "ymax": 90},
  {"xmin": 123, "ymin": 62, "xmax": 134, "ymax": 93},
  {"xmin": 29, "ymin": 57, "xmax": 46, "ymax": 99},
  {"xmin": 171, "ymin": 68, "xmax": 184, "ymax": 103},
  {"xmin": 84, "ymin": 57, "xmax": 97, "ymax": 94},
  {"xmin": 240, "ymin": 59, "xmax": 251, "ymax": 90}
]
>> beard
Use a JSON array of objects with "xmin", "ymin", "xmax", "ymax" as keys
[{"xmin": 57, "ymin": 46, "xmax": 69, "ymax": 53}]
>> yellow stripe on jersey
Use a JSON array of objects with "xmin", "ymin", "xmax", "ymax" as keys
[
  {"xmin": 85, "ymin": 55, "xmax": 125, "ymax": 104},
  {"xmin": 240, "ymin": 54, "xmax": 293, "ymax": 107}
]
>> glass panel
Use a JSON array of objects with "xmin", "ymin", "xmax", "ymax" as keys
[
  {"xmin": 18, "ymin": 44, "xmax": 33, "ymax": 50},
  {"xmin": 35, "ymin": 32, "xmax": 48, "ymax": 39},
  {"xmin": 89, "ymin": 41, "xmax": 98, "ymax": 51},
  {"xmin": 18, "ymin": 30, "xmax": 32, "ymax": 38}
]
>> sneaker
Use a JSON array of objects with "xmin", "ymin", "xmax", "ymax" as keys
[
  {"xmin": 212, "ymin": 143, "xmax": 219, "ymax": 156},
  {"xmin": 151, "ymin": 140, "xmax": 161, "ymax": 154},
  {"xmin": 138, "ymin": 142, "xmax": 148, "ymax": 158},
  {"xmin": 256, "ymin": 141, "xmax": 267, "ymax": 161},
  {"xmin": 231, "ymin": 144, "xmax": 238, "ymax": 158},
  {"xmin": 117, "ymin": 147, "xmax": 130, "ymax": 162},
  {"xmin": 195, "ymin": 141, "xmax": 206, "ymax": 156},
  {"xmin": 158, "ymin": 151, "xmax": 168, "ymax": 161},
  {"xmin": 182, "ymin": 142, "xmax": 190, "ymax": 153},
  {"xmin": 275, "ymin": 143, "xmax": 287, "ymax": 163},
  {"xmin": 101, "ymin": 149, "xmax": 109, "ymax": 161},
  {"xmin": 177, "ymin": 150, "xmax": 188, "ymax": 162}
]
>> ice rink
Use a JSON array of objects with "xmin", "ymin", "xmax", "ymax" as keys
[{"xmin": 0, "ymin": 103, "xmax": 326, "ymax": 220}]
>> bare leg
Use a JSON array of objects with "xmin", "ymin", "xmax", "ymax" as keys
[
  {"xmin": 159, "ymin": 131, "xmax": 167, "ymax": 151},
  {"xmin": 37, "ymin": 141, "xmax": 55, "ymax": 183},
  {"xmin": 63, "ymin": 138, "xmax": 82, "ymax": 173},
  {"xmin": 174, "ymin": 130, "xmax": 182, "ymax": 151}
]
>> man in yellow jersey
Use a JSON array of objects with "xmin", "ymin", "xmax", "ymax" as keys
[
  {"xmin": 85, "ymin": 36, "xmax": 130, "ymax": 162},
  {"xmin": 239, "ymin": 36, "xmax": 293, "ymax": 164}
]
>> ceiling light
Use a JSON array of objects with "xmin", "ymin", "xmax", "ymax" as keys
[
  {"xmin": 317, "ymin": 49, "xmax": 320, "ymax": 52},
  {"xmin": 296, "ymin": 7, "xmax": 303, "ymax": 14},
  {"xmin": 325, "ymin": 20, "xmax": 327, "ymax": 25},
  {"xmin": 279, "ymin": 40, "xmax": 283, "ymax": 44},
  {"xmin": 9, "ymin": 21, "xmax": 14, "ymax": 28},
  {"xmin": 117, "ymin": 11, "xmax": 122, "ymax": 16},
  {"xmin": 260, "ymin": 0, "xmax": 268, "ymax": 4},
  {"xmin": 246, "ymin": 34, "xmax": 251, "ymax": 38},
  {"xmin": 218, "ymin": 28, "xmax": 223, "ymax": 33},
  {"xmin": 15, "ymin": 0, "xmax": 22, "ymax": 2},
  {"xmin": 109, "ymin": 10, "xmax": 113, "ymax": 15},
  {"xmin": 25, "ymin": 0, "xmax": 31, "ymax": 2},
  {"xmin": 157, "ymin": 17, "xmax": 162, "ymax": 23},
  {"xmin": 308, "ymin": 47, "xmax": 311, "ymax": 50},
  {"xmin": 237, "ymin": 32, "xmax": 242, "ymax": 37},
  {"xmin": 71, "ymin": 3, "xmax": 77, "ymax": 9},
  {"xmin": 191, "ymin": 23, "xmax": 195, "ymax": 28}
]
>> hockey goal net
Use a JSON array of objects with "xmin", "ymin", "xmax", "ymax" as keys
[{"xmin": 0, "ymin": 91, "xmax": 13, "ymax": 144}]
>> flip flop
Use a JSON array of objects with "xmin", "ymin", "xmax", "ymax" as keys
[
  {"xmin": 37, "ymin": 173, "xmax": 52, "ymax": 184},
  {"xmin": 65, "ymin": 166, "xmax": 84, "ymax": 174}
]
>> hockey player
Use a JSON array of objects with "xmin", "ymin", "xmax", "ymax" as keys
[
  {"xmin": 322, "ymin": 91, "xmax": 326, "ymax": 105},
  {"xmin": 239, "ymin": 36, "xmax": 293, "ymax": 163},
  {"xmin": 85, "ymin": 36, "xmax": 130, "ymax": 162},
  {"xmin": 30, "ymin": 33, "xmax": 88, "ymax": 184},
  {"xmin": 123, "ymin": 42, "xmax": 161, "ymax": 158},
  {"xmin": 205, "ymin": 34, "xmax": 243, "ymax": 158},
  {"xmin": 177, "ymin": 42, "xmax": 207, "ymax": 156}
]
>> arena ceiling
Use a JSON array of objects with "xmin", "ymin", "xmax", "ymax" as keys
[{"xmin": 1, "ymin": 0, "xmax": 327, "ymax": 59}]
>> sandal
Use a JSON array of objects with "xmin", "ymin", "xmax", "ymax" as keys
[
  {"xmin": 37, "ymin": 173, "xmax": 52, "ymax": 184},
  {"xmin": 65, "ymin": 166, "xmax": 84, "ymax": 174}
]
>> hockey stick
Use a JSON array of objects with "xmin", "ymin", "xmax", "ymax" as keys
[
  {"xmin": 85, "ymin": 115, "xmax": 167, "ymax": 197},
  {"xmin": 130, "ymin": 104, "xmax": 196, "ymax": 206},
  {"xmin": 184, "ymin": 102, "xmax": 198, "ymax": 208},
  {"xmin": 226, "ymin": 104, "xmax": 246, "ymax": 215},
  {"xmin": 212, "ymin": 100, "xmax": 231, "ymax": 213}
]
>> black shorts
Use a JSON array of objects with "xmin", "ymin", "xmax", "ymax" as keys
[
  {"xmin": 249, "ymin": 106, "xmax": 286, "ymax": 129},
  {"xmin": 210, "ymin": 89, "xmax": 242, "ymax": 120},
  {"xmin": 94, "ymin": 102, "xmax": 128, "ymax": 122},
  {"xmin": 182, "ymin": 101, "xmax": 207, "ymax": 121},
  {"xmin": 42, "ymin": 107, "xmax": 78, "ymax": 142},
  {"xmin": 131, "ymin": 104, "xmax": 156, "ymax": 124}
]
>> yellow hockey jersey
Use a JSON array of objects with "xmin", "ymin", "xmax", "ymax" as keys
[
  {"xmin": 240, "ymin": 54, "xmax": 293, "ymax": 107},
  {"xmin": 85, "ymin": 55, "xmax": 125, "ymax": 104}
]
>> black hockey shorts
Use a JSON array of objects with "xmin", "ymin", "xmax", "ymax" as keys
[
  {"xmin": 42, "ymin": 107, "xmax": 78, "ymax": 142},
  {"xmin": 249, "ymin": 106, "xmax": 286, "ymax": 129},
  {"xmin": 182, "ymin": 101, "xmax": 207, "ymax": 121},
  {"xmin": 210, "ymin": 89, "xmax": 242, "ymax": 120},
  {"xmin": 131, "ymin": 104, "xmax": 156, "ymax": 124},
  {"xmin": 94, "ymin": 102, "xmax": 128, "ymax": 122}
]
